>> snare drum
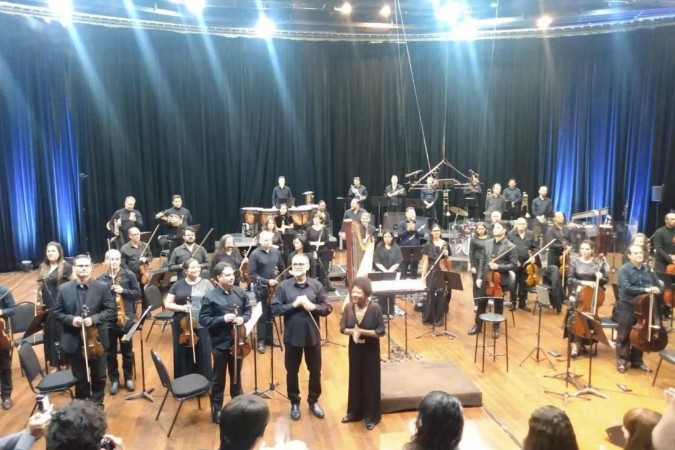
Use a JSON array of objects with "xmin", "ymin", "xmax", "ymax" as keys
[
  {"xmin": 241, "ymin": 207, "xmax": 260, "ymax": 225},
  {"xmin": 290, "ymin": 206, "xmax": 313, "ymax": 227},
  {"xmin": 258, "ymin": 208, "xmax": 279, "ymax": 227}
]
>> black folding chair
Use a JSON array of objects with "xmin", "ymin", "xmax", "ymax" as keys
[{"xmin": 144, "ymin": 284, "xmax": 174, "ymax": 342}]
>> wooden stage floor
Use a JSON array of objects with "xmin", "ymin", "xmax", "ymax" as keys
[{"xmin": 1, "ymin": 256, "xmax": 673, "ymax": 450}]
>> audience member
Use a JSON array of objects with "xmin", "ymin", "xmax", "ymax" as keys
[
  {"xmin": 523, "ymin": 405, "xmax": 578, "ymax": 450},
  {"xmin": 0, "ymin": 412, "xmax": 50, "ymax": 450},
  {"xmin": 403, "ymin": 391, "xmax": 463, "ymax": 450},
  {"xmin": 622, "ymin": 407, "xmax": 661, "ymax": 450},
  {"xmin": 45, "ymin": 400, "xmax": 124, "ymax": 450},
  {"xmin": 219, "ymin": 395, "xmax": 270, "ymax": 450},
  {"xmin": 652, "ymin": 387, "xmax": 675, "ymax": 450}
]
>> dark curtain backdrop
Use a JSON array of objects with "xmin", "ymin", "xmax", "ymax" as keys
[{"xmin": 0, "ymin": 14, "xmax": 673, "ymax": 272}]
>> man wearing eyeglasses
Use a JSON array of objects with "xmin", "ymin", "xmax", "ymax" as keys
[
  {"xmin": 271, "ymin": 254, "xmax": 332, "ymax": 422},
  {"xmin": 54, "ymin": 254, "xmax": 116, "ymax": 405}
]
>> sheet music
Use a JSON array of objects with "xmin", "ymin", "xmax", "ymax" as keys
[{"xmin": 245, "ymin": 301, "xmax": 263, "ymax": 336}]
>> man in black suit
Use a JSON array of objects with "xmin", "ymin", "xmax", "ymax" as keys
[{"xmin": 54, "ymin": 254, "xmax": 116, "ymax": 405}]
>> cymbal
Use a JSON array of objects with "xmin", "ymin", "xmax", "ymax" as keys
[{"xmin": 449, "ymin": 206, "xmax": 468, "ymax": 217}]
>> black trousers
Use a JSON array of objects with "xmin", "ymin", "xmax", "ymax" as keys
[
  {"xmin": 67, "ymin": 348, "xmax": 107, "ymax": 404},
  {"xmin": 346, "ymin": 339, "xmax": 381, "ymax": 424},
  {"xmin": 255, "ymin": 288, "xmax": 274, "ymax": 345},
  {"xmin": 511, "ymin": 266, "xmax": 529, "ymax": 308},
  {"xmin": 0, "ymin": 346, "xmax": 12, "ymax": 399},
  {"xmin": 613, "ymin": 308, "xmax": 644, "ymax": 367},
  {"xmin": 106, "ymin": 326, "xmax": 134, "ymax": 382},
  {"xmin": 211, "ymin": 348, "xmax": 243, "ymax": 410},
  {"xmin": 285, "ymin": 343, "xmax": 322, "ymax": 405},
  {"xmin": 474, "ymin": 297, "xmax": 504, "ymax": 327},
  {"xmin": 422, "ymin": 288, "xmax": 451, "ymax": 327},
  {"xmin": 544, "ymin": 266, "xmax": 564, "ymax": 312},
  {"xmin": 400, "ymin": 258, "xmax": 419, "ymax": 280}
]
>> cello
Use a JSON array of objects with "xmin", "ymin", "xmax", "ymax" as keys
[
  {"xmin": 630, "ymin": 293, "xmax": 668, "ymax": 353},
  {"xmin": 572, "ymin": 264, "xmax": 606, "ymax": 337}
]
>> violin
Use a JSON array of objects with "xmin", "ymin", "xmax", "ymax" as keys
[
  {"xmin": 439, "ymin": 242, "xmax": 453, "ymax": 272},
  {"xmin": 178, "ymin": 299, "xmax": 199, "ymax": 350},
  {"xmin": 630, "ymin": 293, "xmax": 668, "ymax": 353},
  {"xmin": 559, "ymin": 245, "xmax": 571, "ymax": 277},
  {"xmin": 525, "ymin": 251, "xmax": 541, "ymax": 287},
  {"xmin": 485, "ymin": 271, "xmax": 503, "ymax": 297},
  {"xmin": 114, "ymin": 275, "xmax": 126, "ymax": 328},
  {"xmin": 81, "ymin": 305, "xmax": 105, "ymax": 359}
]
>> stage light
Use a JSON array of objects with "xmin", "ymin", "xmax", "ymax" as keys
[
  {"xmin": 380, "ymin": 4, "xmax": 391, "ymax": 18},
  {"xmin": 537, "ymin": 14, "xmax": 553, "ymax": 29},
  {"xmin": 47, "ymin": 0, "xmax": 73, "ymax": 27},
  {"xmin": 435, "ymin": 1, "xmax": 466, "ymax": 26},
  {"xmin": 184, "ymin": 0, "xmax": 205, "ymax": 16},
  {"xmin": 453, "ymin": 18, "xmax": 478, "ymax": 40},
  {"xmin": 255, "ymin": 15, "xmax": 276, "ymax": 39},
  {"xmin": 335, "ymin": 2, "xmax": 352, "ymax": 15},
  {"xmin": 490, "ymin": 2, "xmax": 498, "ymax": 8}
]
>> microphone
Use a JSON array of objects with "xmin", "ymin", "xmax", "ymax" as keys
[{"xmin": 405, "ymin": 169, "xmax": 423, "ymax": 177}]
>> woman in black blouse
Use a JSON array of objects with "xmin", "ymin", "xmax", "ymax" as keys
[
  {"xmin": 261, "ymin": 218, "xmax": 283, "ymax": 249},
  {"xmin": 274, "ymin": 203, "xmax": 295, "ymax": 234},
  {"xmin": 340, "ymin": 277, "xmax": 385, "ymax": 430},
  {"xmin": 211, "ymin": 234, "xmax": 246, "ymax": 283},
  {"xmin": 37, "ymin": 241, "xmax": 73, "ymax": 369},
  {"xmin": 566, "ymin": 240, "xmax": 608, "ymax": 357},
  {"xmin": 420, "ymin": 224, "xmax": 451, "ymax": 327},
  {"xmin": 165, "ymin": 258, "xmax": 214, "ymax": 379},
  {"xmin": 373, "ymin": 231, "xmax": 403, "ymax": 318},
  {"xmin": 469, "ymin": 223, "xmax": 489, "ymax": 309}
]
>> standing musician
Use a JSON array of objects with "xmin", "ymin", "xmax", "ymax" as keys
[
  {"xmin": 485, "ymin": 183, "xmax": 506, "ymax": 216},
  {"xmin": 53, "ymin": 254, "xmax": 116, "ymax": 405},
  {"xmin": 107, "ymin": 196, "xmax": 143, "ymax": 248},
  {"xmin": 566, "ymin": 241, "xmax": 608, "ymax": 358},
  {"xmin": 543, "ymin": 211, "xmax": 571, "ymax": 313},
  {"xmin": 168, "ymin": 226, "xmax": 209, "ymax": 280},
  {"xmin": 340, "ymin": 199, "xmax": 367, "ymax": 241},
  {"xmin": 249, "ymin": 231, "xmax": 286, "ymax": 354},
  {"xmin": 211, "ymin": 234, "xmax": 245, "ymax": 284},
  {"xmin": 503, "ymin": 178, "xmax": 522, "ymax": 214},
  {"xmin": 468, "ymin": 223, "xmax": 517, "ymax": 338},
  {"xmin": 272, "ymin": 176, "xmax": 293, "ymax": 209},
  {"xmin": 652, "ymin": 212, "xmax": 675, "ymax": 317},
  {"xmin": 462, "ymin": 171, "xmax": 482, "ymax": 221},
  {"xmin": 157, "ymin": 194, "xmax": 192, "ymax": 240},
  {"xmin": 120, "ymin": 227, "xmax": 153, "ymax": 311},
  {"xmin": 374, "ymin": 230, "xmax": 404, "ymax": 318},
  {"xmin": 420, "ymin": 224, "xmax": 451, "ymax": 327},
  {"xmin": 613, "ymin": 245, "xmax": 663, "ymax": 373},
  {"xmin": 307, "ymin": 214, "xmax": 333, "ymax": 291},
  {"xmin": 271, "ymin": 253, "xmax": 332, "ymax": 422},
  {"xmin": 37, "ymin": 241, "xmax": 74, "ymax": 371},
  {"xmin": 199, "ymin": 262, "xmax": 251, "ymax": 424},
  {"xmin": 97, "ymin": 249, "xmax": 140, "ymax": 395},
  {"xmin": 347, "ymin": 177, "xmax": 368, "ymax": 203},
  {"xmin": 384, "ymin": 175, "xmax": 406, "ymax": 213},
  {"xmin": 469, "ymin": 222, "xmax": 489, "ymax": 311},
  {"xmin": 164, "ymin": 258, "xmax": 214, "ymax": 379},
  {"xmin": 398, "ymin": 207, "xmax": 425, "ymax": 279},
  {"xmin": 420, "ymin": 175, "xmax": 439, "ymax": 225},
  {"xmin": 275, "ymin": 203, "xmax": 295, "ymax": 234},
  {"xmin": 0, "ymin": 284, "xmax": 16, "ymax": 410},
  {"xmin": 507, "ymin": 217, "xmax": 538, "ymax": 312},
  {"xmin": 531, "ymin": 186, "xmax": 552, "ymax": 240}
]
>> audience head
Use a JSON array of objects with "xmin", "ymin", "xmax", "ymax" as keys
[
  {"xmin": 523, "ymin": 405, "xmax": 578, "ymax": 450},
  {"xmin": 622, "ymin": 407, "xmax": 661, "ymax": 450},
  {"xmin": 46, "ymin": 400, "xmax": 108, "ymax": 450},
  {"xmin": 410, "ymin": 391, "xmax": 464, "ymax": 450},
  {"xmin": 219, "ymin": 395, "xmax": 270, "ymax": 450}
]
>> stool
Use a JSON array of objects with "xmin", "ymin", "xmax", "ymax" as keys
[
  {"xmin": 488, "ymin": 298, "xmax": 516, "ymax": 327},
  {"xmin": 474, "ymin": 313, "xmax": 509, "ymax": 373},
  {"xmin": 652, "ymin": 349, "xmax": 675, "ymax": 386}
]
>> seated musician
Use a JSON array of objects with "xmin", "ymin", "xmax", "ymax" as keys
[
  {"xmin": 652, "ymin": 213, "xmax": 675, "ymax": 318},
  {"xmin": 468, "ymin": 222, "xmax": 517, "ymax": 338},
  {"xmin": 612, "ymin": 245, "xmax": 663, "ymax": 373},
  {"xmin": 484, "ymin": 183, "xmax": 506, "ymax": 216},
  {"xmin": 261, "ymin": 218, "xmax": 283, "ymax": 250},
  {"xmin": 107, "ymin": 196, "xmax": 143, "ymax": 248},
  {"xmin": 340, "ymin": 198, "xmax": 367, "ymax": 241},
  {"xmin": 622, "ymin": 233, "xmax": 649, "ymax": 265},
  {"xmin": 486, "ymin": 211, "xmax": 505, "ymax": 236},
  {"xmin": 168, "ymin": 226, "xmax": 209, "ymax": 280},
  {"xmin": 311, "ymin": 200, "xmax": 331, "ymax": 228},
  {"xmin": 359, "ymin": 212, "xmax": 377, "ymax": 245},
  {"xmin": 398, "ymin": 207, "xmax": 425, "ymax": 279},
  {"xmin": 275, "ymin": 203, "xmax": 295, "ymax": 234},
  {"xmin": 566, "ymin": 240, "xmax": 608, "ymax": 358},
  {"xmin": 211, "ymin": 234, "xmax": 246, "ymax": 284},
  {"xmin": 272, "ymin": 176, "xmax": 293, "ymax": 209}
]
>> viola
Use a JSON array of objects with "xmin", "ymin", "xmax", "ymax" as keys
[
  {"xmin": 114, "ymin": 275, "xmax": 126, "ymax": 328},
  {"xmin": 231, "ymin": 306, "xmax": 251, "ymax": 359},
  {"xmin": 485, "ymin": 271, "xmax": 503, "ymax": 297},
  {"xmin": 0, "ymin": 318, "xmax": 10, "ymax": 350},
  {"xmin": 630, "ymin": 293, "xmax": 668, "ymax": 353},
  {"xmin": 525, "ymin": 251, "xmax": 541, "ymax": 287},
  {"xmin": 178, "ymin": 300, "xmax": 199, "ymax": 348},
  {"xmin": 439, "ymin": 242, "xmax": 453, "ymax": 272},
  {"xmin": 81, "ymin": 305, "xmax": 105, "ymax": 359}
]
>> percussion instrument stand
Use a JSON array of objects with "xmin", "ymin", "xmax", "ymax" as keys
[{"xmin": 124, "ymin": 306, "xmax": 155, "ymax": 403}]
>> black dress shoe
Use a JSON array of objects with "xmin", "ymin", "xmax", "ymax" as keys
[
  {"xmin": 519, "ymin": 305, "xmax": 532, "ymax": 312},
  {"xmin": 508, "ymin": 303, "xmax": 516, "ymax": 312},
  {"xmin": 634, "ymin": 363, "xmax": 652, "ymax": 373},
  {"xmin": 617, "ymin": 364, "xmax": 626, "ymax": 373},
  {"xmin": 341, "ymin": 415, "xmax": 361, "ymax": 423},
  {"xmin": 125, "ymin": 380, "xmax": 136, "ymax": 392},
  {"xmin": 366, "ymin": 422, "xmax": 376, "ymax": 430},
  {"xmin": 309, "ymin": 403, "xmax": 325, "ymax": 419},
  {"xmin": 109, "ymin": 381, "xmax": 119, "ymax": 395},
  {"xmin": 257, "ymin": 343, "xmax": 266, "ymax": 354},
  {"xmin": 290, "ymin": 404, "xmax": 301, "ymax": 421},
  {"xmin": 468, "ymin": 325, "xmax": 480, "ymax": 336}
]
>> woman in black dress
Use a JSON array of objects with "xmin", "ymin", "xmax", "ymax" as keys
[
  {"xmin": 469, "ymin": 222, "xmax": 489, "ymax": 312},
  {"xmin": 566, "ymin": 240, "xmax": 608, "ymax": 357},
  {"xmin": 37, "ymin": 241, "xmax": 73, "ymax": 370},
  {"xmin": 211, "ymin": 234, "xmax": 246, "ymax": 283},
  {"xmin": 420, "ymin": 224, "xmax": 451, "ymax": 327},
  {"xmin": 165, "ymin": 258, "xmax": 214, "ymax": 379},
  {"xmin": 373, "ymin": 230, "xmax": 403, "ymax": 318},
  {"xmin": 340, "ymin": 277, "xmax": 385, "ymax": 430},
  {"xmin": 306, "ymin": 215, "xmax": 331, "ymax": 288}
]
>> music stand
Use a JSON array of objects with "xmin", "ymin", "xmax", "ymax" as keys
[
  {"xmin": 572, "ymin": 313, "xmax": 610, "ymax": 399},
  {"xmin": 520, "ymin": 286, "xmax": 556, "ymax": 369},
  {"xmin": 368, "ymin": 272, "xmax": 399, "ymax": 358},
  {"xmin": 122, "ymin": 306, "xmax": 155, "ymax": 403},
  {"xmin": 370, "ymin": 196, "xmax": 388, "ymax": 227},
  {"xmin": 416, "ymin": 271, "xmax": 462, "ymax": 339},
  {"xmin": 259, "ymin": 316, "xmax": 289, "ymax": 400}
]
